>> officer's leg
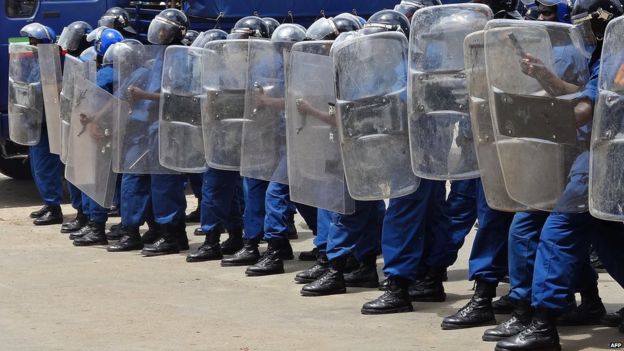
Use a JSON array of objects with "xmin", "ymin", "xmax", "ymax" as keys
[
  {"xmin": 425, "ymin": 179, "xmax": 478, "ymax": 271},
  {"xmin": 297, "ymin": 202, "xmax": 319, "ymax": 261},
  {"xmin": 185, "ymin": 173, "xmax": 203, "ymax": 223},
  {"xmin": 187, "ymin": 168, "xmax": 239, "ymax": 262},
  {"xmin": 409, "ymin": 180, "xmax": 449, "ymax": 302},
  {"xmin": 295, "ymin": 208, "xmax": 332, "ymax": 284},
  {"xmin": 497, "ymin": 212, "xmax": 593, "ymax": 351},
  {"xmin": 29, "ymin": 127, "xmax": 63, "ymax": 225},
  {"xmin": 483, "ymin": 211, "xmax": 547, "ymax": 342},
  {"xmin": 73, "ymin": 195, "xmax": 109, "ymax": 246},
  {"xmin": 234, "ymin": 181, "xmax": 292, "ymax": 271},
  {"xmin": 442, "ymin": 179, "xmax": 513, "ymax": 330},
  {"xmin": 141, "ymin": 174, "xmax": 187, "ymax": 256},
  {"xmin": 61, "ymin": 183, "xmax": 88, "ymax": 233},
  {"xmin": 106, "ymin": 174, "xmax": 150, "ymax": 252},
  {"xmin": 300, "ymin": 200, "xmax": 382, "ymax": 296},
  {"xmin": 236, "ymin": 177, "xmax": 268, "ymax": 249},
  {"xmin": 362, "ymin": 180, "xmax": 437, "ymax": 314},
  {"xmin": 593, "ymin": 220, "xmax": 624, "ymax": 286}
]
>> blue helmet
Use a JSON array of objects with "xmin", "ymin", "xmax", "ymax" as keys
[
  {"xmin": 20, "ymin": 23, "xmax": 56, "ymax": 44},
  {"xmin": 95, "ymin": 28, "xmax": 124, "ymax": 56}
]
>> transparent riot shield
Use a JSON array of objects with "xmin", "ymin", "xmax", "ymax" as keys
[
  {"xmin": 7, "ymin": 44, "xmax": 43, "ymax": 146},
  {"xmin": 590, "ymin": 17, "xmax": 624, "ymax": 221},
  {"xmin": 464, "ymin": 31, "xmax": 528, "ymax": 212},
  {"xmin": 485, "ymin": 20, "xmax": 590, "ymax": 212},
  {"xmin": 201, "ymin": 39, "xmax": 250, "ymax": 171},
  {"xmin": 37, "ymin": 43, "xmax": 62, "ymax": 155},
  {"xmin": 112, "ymin": 45, "xmax": 175, "ymax": 174},
  {"xmin": 333, "ymin": 32, "xmax": 420, "ymax": 200},
  {"xmin": 159, "ymin": 45, "xmax": 206, "ymax": 173},
  {"xmin": 285, "ymin": 43, "xmax": 355, "ymax": 214},
  {"xmin": 408, "ymin": 3, "xmax": 492, "ymax": 180},
  {"xmin": 60, "ymin": 54, "xmax": 96, "ymax": 164},
  {"xmin": 240, "ymin": 40, "xmax": 289, "ymax": 184},
  {"xmin": 65, "ymin": 78, "xmax": 118, "ymax": 207}
]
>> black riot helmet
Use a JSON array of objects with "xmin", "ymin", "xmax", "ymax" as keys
[
  {"xmin": 192, "ymin": 29, "xmax": 228, "ymax": 47},
  {"xmin": 572, "ymin": 0, "xmax": 623, "ymax": 40},
  {"xmin": 271, "ymin": 23, "xmax": 306, "ymax": 42},
  {"xmin": 262, "ymin": 17, "xmax": 281, "ymax": 36},
  {"xmin": 229, "ymin": 16, "xmax": 270, "ymax": 39},
  {"xmin": 147, "ymin": 8, "xmax": 189, "ymax": 45},
  {"xmin": 363, "ymin": 9, "xmax": 411, "ymax": 37},
  {"xmin": 99, "ymin": 7, "xmax": 137, "ymax": 34},
  {"xmin": 305, "ymin": 16, "xmax": 360, "ymax": 40},
  {"xmin": 474, "ymin": 0, "xmax": 523, "ymax": 19},
  {"xmin": 181, "ymin": 30, "xmax": 199, "ymax": 46},
  {"xmin": 394, "ymin": 0, "xmax": 443, "ymax": 19},
  {"xmin": 58, "ymin": 21, "xmax": 93, "ymax": 55}
]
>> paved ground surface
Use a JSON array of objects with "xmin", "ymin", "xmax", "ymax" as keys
[{"xmin": 0, "ymin": 175, "xmax": 622, "ymax": 351}]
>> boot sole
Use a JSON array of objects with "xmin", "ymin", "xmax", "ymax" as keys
[
  {"xmin": 61, "ymin": 227, "xmax": 85, "ymax": 234},
  {"xmin": 34, "ymin": 220, "xmax": 64, "ymax": 226},
  {"xmin": 107, "ymin": 245, "xmax": 144, "ymax": 252},
  {"xmin": 361, "ymin": 305, "xmax": 414, "ymax": 315},
  {"xmin": 410, "ymin": 293, "xmax": 447, "ymax": 303},
  {"xmin": 300, "ymin": 288, "xmax": 347, "ymax": 296},
  {"xmin": 346, "ymin": 281, "xmax": 380, "ymax": 288},
  {"xmin": 482, "ymin": 334, "xmax": 511, "ymax": 342},
  {"xmin": 495, "ymin": 346, "xmax": 561, "ymax": 351},
  {"xmin": 441, "ymin": 319, "xmax": 497, "ymax": 330},
  {"xmin": 142, "ymin": 250, "xmax": 180, "ymax": 257},
  {"xmin": 73, "ymin": 240, "xmax": 108, "ymax": 247},
  {"xmin": 220, "ymin": 260, "xmax": 259, "ymax": 267},
  {"xmin": 186, "ymin": 256, "xmax": 223, "ymax": 262},
  {"xmin": 245, "ymin": 268, "xmax": 285, "ymax": 276}
]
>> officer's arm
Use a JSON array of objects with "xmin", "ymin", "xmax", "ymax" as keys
[
  {"xmin": 520, "ymin": 54, "xmax": 581, "ymax": 96},
  {"xmin": 574, "ymin": 97, "xmax": 593, "ymax": 127}
]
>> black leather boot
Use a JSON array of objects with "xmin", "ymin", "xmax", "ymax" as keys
[
  {"xmin": 220, "ymin": 228, "xmax": 244, "ymax": 255},
  {"xmin": 298, "ymin": 247, "xmax": 319, "ymax": 261},
  {"xmin": 107, "ymin": 226, "xmax": 143, "ymax": 252},
  {"xmin": 601, "ymin": 307, "xmax": 624, "ymax": 328},
  {"xmin": 409, "ymin": 267, "xmax": 446, "ymax": 302},
  {"xmin": 141, "ymin": 222, "xmax": 162, "ymax": 245},
  {"xmin": 141, "ymin": 225, "xmax": 180, "ymax": 257},
  {"xmin": 107, "ymin": 205, "xmax": 120, "ymax": 217},
  {"xmin": 171, "ymin": 221, "xmax": 189, "ymax": 251},
  {"xmin": 280, "ymin": 239, "xmax": 295, "ymax": 260},
  {"xmin": 344, "ymin": 253, "xmax": 379, "ymax": 288},
  {"xmin": 361, "ymin": 276, "xmax": 413, "ymax": 314},
  {"xmin": 494, "ymin": 293, "xmax": 517, "ymax": 314},
  {"xmin": 73, "ymin": 222, "xmax": 108, "ymax": 246},
  {"xmin": 441, "ymin": 280, "xmax": 497, "ymax": 330},
  {"xmin": 495, "ymin": 309, "xmax": 561, "ymax": 351},
  {"xmin": 300, "ymin": 256, "xmax": 347, "ymax": 296},
  {"xmin": 186, "ymin": 230, "xmax": 222, "ymax": 262},
  {"xmin": 69, "ymin": 222, "xmax": 96, "ymax": 240},
  {"xmin": 33, "ymin": 205, "xmax": 63, "ymax": 225},
  {"xmin": 61, "ymin": 209, "xmax": 88, "ymax": 233},
  {"xmin": 295, "ymin": 254, "xmax": 330, "ymax": 284},
  {"xmin": 221, "ymin": 237, "xmax": 261, "ymax": 266},
  {"xmin": 245, "ymin": 238, "xmax": 286, "ymax": 276},
  {"xmin": 557, "ymin": 287, "xmax": 606, "ymax": 326},
  {"xmin": 484, "ymin": 299, "xmax": 532, "ymax": 342},
  {"xmin": 378, "ymin": 278, "xmax": 390, "ymax": 291},
  {"xmin": 30, "ymin": 205, "xmax": 49, "ymax": 218},
  {"xmin": 193, "ymin": 227, "xmax": 203, "ymax": 236},
  {"xmin": 106, "ymin": 223, "xmax": 127, "ymax": 241}
]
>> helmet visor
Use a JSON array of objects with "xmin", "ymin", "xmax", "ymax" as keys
[
  {"xmin": 58, "ymin": 26, "xmax": 83, "ymax": 51},
  {"xmin": 306, "ymin": 18, "xmax": 338, "ymax": 40},
  {"xmin": 98, "ymin": 15, "xmax": 117, "ymax": 28},
  {"xmin": 86, "ymin": 26, "xmax": 106, "ymax": 42},
  {"xmin": 147, "ymin": 17, "xmax": 178, "ymax": 44}
]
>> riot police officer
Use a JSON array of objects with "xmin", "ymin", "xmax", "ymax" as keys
[
  {"xmin": 17, "ymin": 23, "xmax": 65, "ymax": 226},
  {"xmin": 98, "ymin": 7, "xmax": 137, "ymax": 38}
]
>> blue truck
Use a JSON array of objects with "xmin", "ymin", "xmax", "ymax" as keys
[{"xmin": 1, "ymin": 0, "xmax": 464, "ymax": 179}]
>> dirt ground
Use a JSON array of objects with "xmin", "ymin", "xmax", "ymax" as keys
[{"xmin": 0, "ymin": 175, "xmax": 621, "ymax": 350}]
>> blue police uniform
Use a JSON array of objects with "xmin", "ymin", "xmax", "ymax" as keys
[{"xmin": 200, "ymin": 168, "xmax": 243, "ymax": 234}]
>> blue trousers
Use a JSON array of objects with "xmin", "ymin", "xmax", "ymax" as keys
[
  {"xmin": 426, "ymin": 178, "xmax": 513, "ymax": 283},
  {"xmin": 508, "ymin": 211, "xmax": 597, "ymax": 303},
  {"xmin": 592, "ymin": 219, "xmax": 624, "ymax": 288},
  {"xmin": 382, "ymin": 179, "xmax": 446, "ymax": 281},
  {"xmin": 121, "ymin": 173, "xmax": 186, "ymax": 227},
  {"xmin": 188, "ymin": 173, "xmax": 203, "ymax": 200},
  {"xmin": 243, "ymin": 177, "xmax": 269, "ymax": 240},
  {"xmin": 82, "ymin": 193, "xmax": 109, "ymax": 224},
  {"xmin": 326, "ymin": 200, "xmax": 385, "ymax": 262},
  {"xmin": 67, "ymin": 183, "xmax": 90, "ymax": 215},
  {"xmin": 264, "ymin": 181, "xmax": 317, "ymax": 240},
  {"xmin": 29, "ymin": 126, "xmax": 63, "ymax": 206},
  {"xmin": 200, "ymin": 168, "xmax": 243, "ymax": 233}
]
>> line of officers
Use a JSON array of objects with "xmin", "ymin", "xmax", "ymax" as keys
[{"xmin": 8, "ymin": 0, "xmax": 624, "ymax": 350}]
